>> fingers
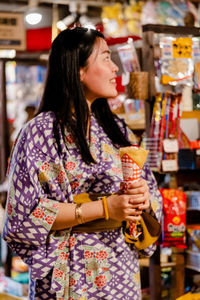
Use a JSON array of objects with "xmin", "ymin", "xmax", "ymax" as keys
[
  {"xmin": 125, "ymin": 178, "xmax": 146, "ymax": 189},
  {"xmin": 125, "ymin": 179, "xmax": 149, "ymax": 196},
  {"xmin": 128, "ymin": 190, "xmax": 151, "ymax": 212}
]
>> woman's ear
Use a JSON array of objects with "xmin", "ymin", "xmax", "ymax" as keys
[{"xmin": 80, "ymin": 68, "xmax": 85, "ymax": 82}]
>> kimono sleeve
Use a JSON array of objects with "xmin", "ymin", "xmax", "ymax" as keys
[{"xmin": 2, "ymin": 120, "xmax": 72, "ymax": 269}]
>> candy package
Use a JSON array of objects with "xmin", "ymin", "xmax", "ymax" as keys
[
  {"xmin": 160, "ymin": 37, "xmax": 194, "ymax": 86},
  {"xmin": 160, "ymin": 189, "xmax": 187, "ymax": 248}
]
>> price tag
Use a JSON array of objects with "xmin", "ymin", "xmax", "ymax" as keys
[
  {"xmin": 162, "ymin": 160, "xmax": 178, "ymax": 172},
  {"xmin": 163, "ymin": 139, "xmax": 178, "ymax": 153}
]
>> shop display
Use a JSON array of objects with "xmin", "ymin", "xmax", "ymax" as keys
[
  {"xmin": 102, "ymin": 1, "xmax": 199, "ymax": 38},
  {"xmin": 143, "ymin": 92, "xmax": 183, "ymax": 172},
  {"xmin": 6, "ymin": 62, "xmax": 47, "ymax": 143},
  {"xmin": 108, "ymin": 37, "xmax": 146, "ymax": 131},
  {"xmin": 142, "ymin": 23, "xmax": 200, "ymax": 298}
]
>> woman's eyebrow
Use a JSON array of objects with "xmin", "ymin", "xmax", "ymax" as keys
[{"xmin": 101, "ymin": 50, "xmax": 111, "ymax": 55}]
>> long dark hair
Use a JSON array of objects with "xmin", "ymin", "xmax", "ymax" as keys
[{"xmin": 38, "ymin": 27, "xmax": 131, "ymax": 164}]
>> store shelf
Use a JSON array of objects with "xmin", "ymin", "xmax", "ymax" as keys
[
  {"xmin": 186, "ymin": 251, "xmax": 200, "ymax": 273},
  {"xmin": 139, "ymin": 258, "xmax": 176, "ymax": 268}
]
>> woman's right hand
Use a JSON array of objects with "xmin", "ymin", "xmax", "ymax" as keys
[{"xmin": 106, "ymin": 194, "xmax": 142, "ymax": 223}]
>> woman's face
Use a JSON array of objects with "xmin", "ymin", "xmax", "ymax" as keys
[{"xmin": 80, "ymin": 37, "xmax": 119, "ymax": 106}]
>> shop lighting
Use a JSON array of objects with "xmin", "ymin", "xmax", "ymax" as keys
[
  {"xmin": 57, "ymin": 14, "xmax": 76, "ymax": 30},
  {"xmin": 56, "ymin": 2, "xmax": 77, "ymax": 30},
  {"xmin": 25, "ymin": 10, "xmax": 42, "ymax": 25},
  {"xmin": 25, "ymin": 0, "xmax": 42, "ymax": 26}
]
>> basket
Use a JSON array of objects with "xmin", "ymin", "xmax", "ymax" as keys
[{"xmin": 128, "ymin": 71, "xmax": 149, "ymax": 100}]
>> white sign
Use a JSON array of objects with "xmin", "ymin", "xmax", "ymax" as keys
[
  {"xmin": 162, "ymin": 159, "xmax": 178, "ymax": 172},
  {"xmin": 163, "ymin": 139, "xmax": 179, "ymax": 153}
]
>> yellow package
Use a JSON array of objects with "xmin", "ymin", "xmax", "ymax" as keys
[
  {"xmin": 101, "ymin": 3, "xmax": 125, "ymax": 37},
  {"xmin": 176, "ymin": 292, "xmax": 200, "ymax": 300}
]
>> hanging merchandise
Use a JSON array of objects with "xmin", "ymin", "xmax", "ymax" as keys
[
  {"xmin": 6, "ymin": 62, "xmax": 47, "ymax": 144},
  {"xmin": 160, "ymin": 37, "xmax": 194, "ymax": 86},
  {"xmin": 101, "ymin": 3, "xmax": 126, "ymax": 37},
  {"xmin": 141, "ymin": 0, "xmax": 157, "ymax": 25},
  {"xmin": 124, "ymin": 1, "xmax": 144, "ymax": 36},
  {"xmin": 160, "ymin": 189, "xmax": 187, "ymax": 249},
  {"xmin": 143, "ymin": 92, "xmax": 185, "ymax": 172},
  {"xmin": 117, "ymin": 38, "xmax": 140, "ymax": 73}
]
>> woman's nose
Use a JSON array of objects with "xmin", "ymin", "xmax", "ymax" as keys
[{"xmin": 112, "ymin": 61, "xmax": 119, "ymax": 73}]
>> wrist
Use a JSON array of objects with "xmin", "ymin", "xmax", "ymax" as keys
[
  {"xmin": 75, "ymin": 203, "xmax": 84, "ymax": 224},
  {"xmin": 102, "ymin": 197, "xmax": 109, "ymax": 220}
]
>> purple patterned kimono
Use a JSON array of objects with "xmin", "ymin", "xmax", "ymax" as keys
[{"xmin": 3, "ymin": 111, "xmax": 162, "ymax": 300}]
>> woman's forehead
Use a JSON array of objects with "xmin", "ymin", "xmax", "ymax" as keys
[{"xmin": 90, "ymin": 38, "xmax": 109, "ymax": 58}]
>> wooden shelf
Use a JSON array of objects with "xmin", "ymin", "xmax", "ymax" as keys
[{"xmin": 139, "ymin": 258, "xmax": 176, "ymax": 269}]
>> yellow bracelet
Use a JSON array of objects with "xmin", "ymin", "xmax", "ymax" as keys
[
  {"xmin": 102, "ymin": 197, "xmax": 109, "ymax": 220},
  {"xmin": 75, "ymin": 203, "xmax": 84, "ymax": 224}
]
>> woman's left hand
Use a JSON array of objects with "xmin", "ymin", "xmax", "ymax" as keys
[{"xmin": 123, "ymin": 179, "xmax": 151, "ymax": 211}]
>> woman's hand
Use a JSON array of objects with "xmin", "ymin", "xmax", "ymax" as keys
[
  {"xmin": 106, "ymin": 179, "xmax": 150, "ymax": 222},
  {"xmin": 125, "ymin": 179, "xmax": 151, "ymax": 211}
]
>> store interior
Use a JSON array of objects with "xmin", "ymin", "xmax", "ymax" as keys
[{"xmin": 0, "ymin": 0, "xmax": 200, "ymax": 299}]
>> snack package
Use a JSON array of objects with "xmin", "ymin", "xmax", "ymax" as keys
[
  {"xmin": 119, "ymin": 146, "xmax": 149, "ymax": 238},
  {"xmin": 160, "ymin": 189, "xmax": 187, "ymax": 248},
  {"xmin": 160, "ymin": 37, "xmax": 194, "ymax": 86},
  {"xmin": 117, "ymin": 38, "xmax": 141, "ymax": 73}
]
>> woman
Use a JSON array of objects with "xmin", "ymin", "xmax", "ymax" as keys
[{"xmin": 3, "ymin": 27, "xmax": 162, "ymax": 300}]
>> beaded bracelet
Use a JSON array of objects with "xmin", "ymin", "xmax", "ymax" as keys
[{"xmin": 102, "ymin": 197, "xmax": 109, "ymax": 220}]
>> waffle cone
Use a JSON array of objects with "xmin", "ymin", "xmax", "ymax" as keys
[{"xmin": 119, "ymin": 146, "xmax": 149, "ymax": 169}]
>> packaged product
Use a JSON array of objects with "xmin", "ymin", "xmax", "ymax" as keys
[
  {"xmin": 160, "ymin": 37, "xmax": 194, "ymax": 86},
  {"xmin": 124, "ymin": 1, "xmax": 143, "ymax": 35},
  {"xmin": 117, "ymin": 38, "xmax": 140, "ymax": 73},
  {"xmin": 160, "ymin": 189, "xmax": 187, "ymax": 248}
]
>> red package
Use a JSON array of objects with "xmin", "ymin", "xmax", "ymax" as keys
[{"xmin": 160, "ymin": 189, "xmax": 187, "ymax": 248}]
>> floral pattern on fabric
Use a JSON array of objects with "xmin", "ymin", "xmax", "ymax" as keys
[{"xmin": 3, "ymin": 111, "xmax": 162, "ymax": 300}]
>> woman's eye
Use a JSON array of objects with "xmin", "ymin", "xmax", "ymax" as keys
[{"xmin": 105, "ymin": 56, "xmax": 110, "ymax": 61}]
